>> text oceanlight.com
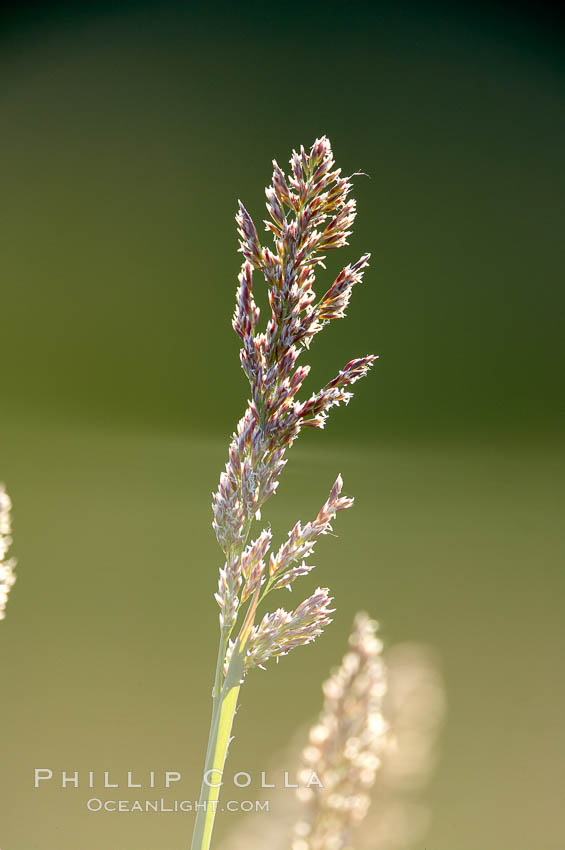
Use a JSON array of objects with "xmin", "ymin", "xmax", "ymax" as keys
[
  {"xmin": 33, "ymin": 768, "xmax": 322, "ymax": 813},
  {"xmin": 86, "ymin": 799, "xmax": 270, "ymax": 813}
]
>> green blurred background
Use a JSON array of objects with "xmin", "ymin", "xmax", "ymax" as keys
[{"xmin": 0, "ymin": 2, "xmax": 564, "ymax": 848}]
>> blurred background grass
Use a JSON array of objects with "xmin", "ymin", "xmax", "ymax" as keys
[{"xmin": 0, "ymin": 2, "xmax": 564, "ymax": 849}]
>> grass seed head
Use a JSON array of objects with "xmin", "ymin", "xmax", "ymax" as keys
[
  {"xmin": 0, "ymin": 484, "xmax": 16, "ymax": 622},
  {"xmin": 213, "ymin": 137, "xmax": 375, "ymax": 666}
]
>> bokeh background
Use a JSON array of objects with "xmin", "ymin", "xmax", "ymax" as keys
[{"xmin": 1, "ymin": 1, "xmax": 564, "ymax": 848}]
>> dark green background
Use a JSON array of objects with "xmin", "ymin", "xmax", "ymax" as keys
[{"xmin": 0, "ymin": 3, "xmax": 563, "ymax": 849}]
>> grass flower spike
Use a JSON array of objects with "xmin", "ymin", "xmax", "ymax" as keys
[
  {"xmin": 191, "ymin": 137, "xmax": 375, "ymax": 850},
  {"xmin": 0, "ymin": 484, "xmax": 16, "ymax": 621},
  {"xmin": 293, "ymin": 613, "xmax": 387, "ymax": 850},
  {"xmin": 215, "ymin": 637, "xmax": 445, "ymax": 850}
]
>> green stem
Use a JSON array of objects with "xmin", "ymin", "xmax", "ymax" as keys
[
  {"xmin": 190, "ymin": 644, "xmax": 245, "ymax": 850},
  {"xmin": 191, "ymin": 583, "xmax": 260, "ymax": 850},
  {"xmin": 200, "ymin": 628, "xmax": 230, "ymax": 776},
  {"xmin": 211, "ymin": 631, "xmax": 229, "ymax": 720}
]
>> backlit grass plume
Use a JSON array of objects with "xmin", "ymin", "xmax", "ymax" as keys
[
  {"xmin": 215, "ymin": 633, "xmax": 445, "ymax": 850},
  {"xmin": 191, "ymin": 137, "xmax": 375, "ymax": 850},
  {"xmin": 0, "ymin": 484, "xmax": 16, "ymax": 622},
  {"xmin": 293, "ymin": 613, "xmax": 387, "ymax": 850}
]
